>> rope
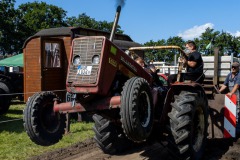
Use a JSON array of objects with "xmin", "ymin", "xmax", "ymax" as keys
[
  {"xmin": 0, "ymin": 118, "xmax": 22, "ymax": 124},
  {"xmin": 0, "ymin": 89, "xmax": 66, "ymax": 96},
  {"xmin": 0, "ymin": 90, "xmax": 68, "ymax": 124}
]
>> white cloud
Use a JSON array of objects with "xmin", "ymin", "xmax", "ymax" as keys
[
  {"xmin": 178, "ymin": 23, "xmax": 214, "ymax": 40},
  {"xmin": 227, "ymin": 31, "xmax": 240, "ymax": 37},
  {"xmin": 236, "ymin": 31, "xmax": 240, "ymax": 37}
]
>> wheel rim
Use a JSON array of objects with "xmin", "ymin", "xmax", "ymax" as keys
[
  {"xmin": 192, "ymin": 106, "xmax": 204, "ymax": 151},
  {"xmin": 41, "ymin": 102, "xmax": 61, "ymax": 133},
  {"xmin": 138, "ymin": 91, "xmax": 151, "ymax": 128}
]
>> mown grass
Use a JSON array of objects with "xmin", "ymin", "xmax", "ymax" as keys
[{"xmin": 0, "ymin": 101, "xmax": 94, "ymax": 160}]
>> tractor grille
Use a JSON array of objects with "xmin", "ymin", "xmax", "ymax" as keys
[{"xmin": 67, "ymin": 37, "xmax": 103, "ymax": 85}]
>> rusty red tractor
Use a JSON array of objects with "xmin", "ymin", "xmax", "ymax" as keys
[
  {"xmin": 23, "ymin": 39, "xmax": 209, "ymax": 159},
  {"xmin": 23, "ymin": 6, "xmax": 209, "ymax": 160}
]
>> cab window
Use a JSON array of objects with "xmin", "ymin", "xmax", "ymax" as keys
[{"xmin": 44, "ymin": 42, "xmax": 61, "ymax": 68}]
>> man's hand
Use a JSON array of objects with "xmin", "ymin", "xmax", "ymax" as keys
[
  {"xmin": 179, "ymin": 57, "xmax": 187, "ymax": 67},
  {"xmin": 227, "ymin": 92, "xmax": 233, "ymax": 97}
]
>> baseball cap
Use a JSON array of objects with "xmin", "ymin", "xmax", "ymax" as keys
[{"xmin": 232, "ymin": 62, "xmax": 239, "ymax": 67}]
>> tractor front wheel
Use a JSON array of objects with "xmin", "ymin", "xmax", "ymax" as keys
[
  {"xmin": 120, "ymin": 77, "xmax": 154, "ymax": 142},
  {"xmin": 23, "ymin": 91, "xmax": 66, "ymax": 146}
]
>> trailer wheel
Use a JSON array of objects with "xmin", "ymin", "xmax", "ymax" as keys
[
  {"xmin": 0, "ymin": 81, "xmax": 12, "ymax": 114},
  {"xmin": 93, "ymin": 114, "xmax": 133, "ymax": 154},
  {"xmin": 168, "ymin": 91, "xmax": 208, "ymax": 160},
  {"xmin": 23, "ymin": 91, "xmax": 66, "ymax": 146},
  {"xmin": 120, "ymin": 77, "xmax": 154, "ymax": 142}
]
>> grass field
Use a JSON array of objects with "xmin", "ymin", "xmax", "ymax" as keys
[{"xmin": 0, "ymin": 101, "xmax": 94, "ymax": 160}]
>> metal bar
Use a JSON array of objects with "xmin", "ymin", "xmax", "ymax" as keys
[
  {"xmin": 109, "ymin": 6, "xmax": 121, "ymax": 42},
  {"xmin": 53, "ymin": 96, "xmax": 121, "ymax": 113},
  {"xmin": 213, "ymin": 47, "xmax": 219, "ymax": 85}
]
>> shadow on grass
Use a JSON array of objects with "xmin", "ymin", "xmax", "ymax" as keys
[
  {"xmin": 7, "ymin": 109, "xmax": 23, "ymax": 115},
  {"xmin": 0, "ymin": 119, "xmax": 24, "ymax": 133},
  {"xmin": 0, "ymin": 102, "xmax": 25, "ymax": 133}
]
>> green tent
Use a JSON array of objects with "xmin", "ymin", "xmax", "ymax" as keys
[{"xmin": 0, "ymin": 54, "xmax": 23, "ymax": 67}]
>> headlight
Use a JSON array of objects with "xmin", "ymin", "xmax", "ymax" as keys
[
  {"xmin": 92, "ymin": 55, "xmax": 100, "ymax": 64},
  {"xmin": 73, "ymin": 55, "xmax": 80, "ymax": 65}
]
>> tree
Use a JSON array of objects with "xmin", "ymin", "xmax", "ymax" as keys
[
  {"xmin": 66, "ymin": 13, "xmax": 96, "ymax": 29},
  {"xmin": 17, "ymin": 2, "xmax": 67, "ymax": 32},
  {"xmin": 66, "ymin": 13, "xmax": 124, "ymax": 33},
  {"xmin": 199, "ymin": 29, "xmax": 239, "ymax": 56},
  {"xmin": 143, "ymin": 39, "xmax": 166, "ymax": 62},
  {"xmin": 0, "ymin": 0, "xmax": 18, "ymax": 54},
  {"xmin": 1, "ymin": 1, "xmax": 125, "ymax": 54},
  {"xmin": 143, "ymin": 37, "xmax": 185, "ymax": 63},
  {"xmin": 14, "ymin": 2, "xmax": 68, "ymax": 53},
  {"xmin": 143, "ymin": 28, "xmax": 240, "ymax": 63}
]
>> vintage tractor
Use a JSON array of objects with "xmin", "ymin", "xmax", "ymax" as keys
[
  {"xmin": 0, "ymin": 54, "xmax": 24, "ymax": 114},
  {"xmin": 23, "ymin": 6, "xmax": 209, "ymax": 160}
]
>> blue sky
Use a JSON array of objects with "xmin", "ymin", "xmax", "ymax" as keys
[{"xmin": 15, "ymin": 0, "xmax": 240, "ymax": 44}]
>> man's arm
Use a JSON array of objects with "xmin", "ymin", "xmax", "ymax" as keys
[
  {"xmin": 187, "ymin": 61, "xmax": 197, "ymax": 68},
  {"xmin": 185, "ymin": 52, "xmax": 200, "ymax": 68},
  {"xmin": 219, "ymin": 84, "xmax": 227, "ymax": 93},
  {"xmin": 227, "ymin": 84, "xmax": 239, "ymax": 97},
  {"xmin": 227, "ymin": 73, "xmax": 240, "ymax": 97}
]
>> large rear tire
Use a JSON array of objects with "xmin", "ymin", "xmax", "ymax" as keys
[
  {"xmin": 93, "ymin": 114, "xmax": 133, "ymax": 154},
  {"xmin": 0, "ymin": 81, "xmax": 12, "ymax": 114},
  {"xmin": 23, "ymin": 91, "xmax": 66, "ymax": 146},
  {"xmin": 120, "ymin": 77, "xmax": 154, "ymax": 142},
  {"xmin": 168, "ymin": 91, "xmax": 208, "ymax": 160}
]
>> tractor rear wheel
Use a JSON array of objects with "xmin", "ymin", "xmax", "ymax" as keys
[
  {"xmin": 0, "ymin": 81, "xmax": 12, "ymax": 114},
  {"xmin": 168, "ymin": 91, "xmax": 208, "ymax": 160},
  {"xmin": 93, "ymin": 114, "xmax": 133, "ymax": 154},
  {"xmin": 120, "ymin": 77, "xmax": 154, "ymax": 142},
  {"xmin": 23, "ymin": 91, "xmax": 66, "ymax": 146}
]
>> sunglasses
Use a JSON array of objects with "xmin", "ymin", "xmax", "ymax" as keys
[{"xmin": 232, "ymin": 66, "xmax": 238, "ymax": 69}]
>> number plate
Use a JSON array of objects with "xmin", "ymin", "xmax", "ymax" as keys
[{"xmin": 77, "ymin": 65, "xmax": 92, "ymax": 75}]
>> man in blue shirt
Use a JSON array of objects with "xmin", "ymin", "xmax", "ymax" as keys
[
  {"xmin": 219, "ymin": 62, "xmax": 240, "ymax": 98},
  {"xmin": 219, "ymin": 61, "xmax": 240, "ymax": 134}
]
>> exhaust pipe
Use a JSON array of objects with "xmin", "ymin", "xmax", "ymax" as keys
[{"xmin": 109, "ymin": 5, "xmax": 121, "ymax": 42}]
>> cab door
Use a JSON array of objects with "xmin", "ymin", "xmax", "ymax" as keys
[{"xmin": 41, "ymin": 38, "xmax": 66, "ymax": 99}]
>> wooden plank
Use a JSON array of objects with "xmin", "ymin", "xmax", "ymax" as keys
[
  {"xmin": 24, "ymin": 38, "xmax": 42, "ymax": 102},
  {"xmin": 204, "ymin": 63, "xmax": 231, "ymax": 69},
  {"xmin": 204, "ymin": 70, "xmax": 230, "ymax": 76},
  {"xmin": 202, "ymin": 56, "xmax": 238, "ymax": 62},
  {"xmin": 203, "ymin": 84, "xmax": 214, "ymax": 88}
]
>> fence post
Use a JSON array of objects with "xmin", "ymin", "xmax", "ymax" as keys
[
  {"xmin": 65, "ymin": 113, "xmax": 70, "ymax": 134},
  {"xmin": 213, "ymin": 47, "xmax": 219, "ymax": 85}
]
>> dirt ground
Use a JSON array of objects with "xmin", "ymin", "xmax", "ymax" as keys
[{"xmin": 30, "ymin": 137, "xmax": 240, "ymax": 160}]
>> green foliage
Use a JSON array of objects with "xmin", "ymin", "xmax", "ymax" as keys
[
  {"xmin": 143, "ymin": 28, "xmax": 240, "ymax": 63},
  {"xmin": 0, "ymin": 1, "xmax": 124, "ymax": 54},
  {"xmin": 1, "ymin": 1, "xmax": 240, "ymax": 61},
  {"xmin": 0, "ymin": 102, "xmax": 94, "ymax": 160},
  {"xmin": 143, "ymin": 37, "xmax": 185, "ymax": 63},
  {"xmin": 18, "ymin": 2, "xmax": 67, "ymax": 31},
  {"xmin": 66, "ymin": 13, "xmax": 123, "ymax": 33},
  {"xmin": 15, "ymin": 2, "xmax": 68, "ymax": 53},
  {"xmin": 197, "ymin": 29, "xmax": 240, "ymax": 56},
  {"xmin": 0, "ymin": 0, "xmax": 18, "ymax": 53},
  {"xmin": 0, "ymin": 1, "xmax": 68, "ymax": 54}
]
